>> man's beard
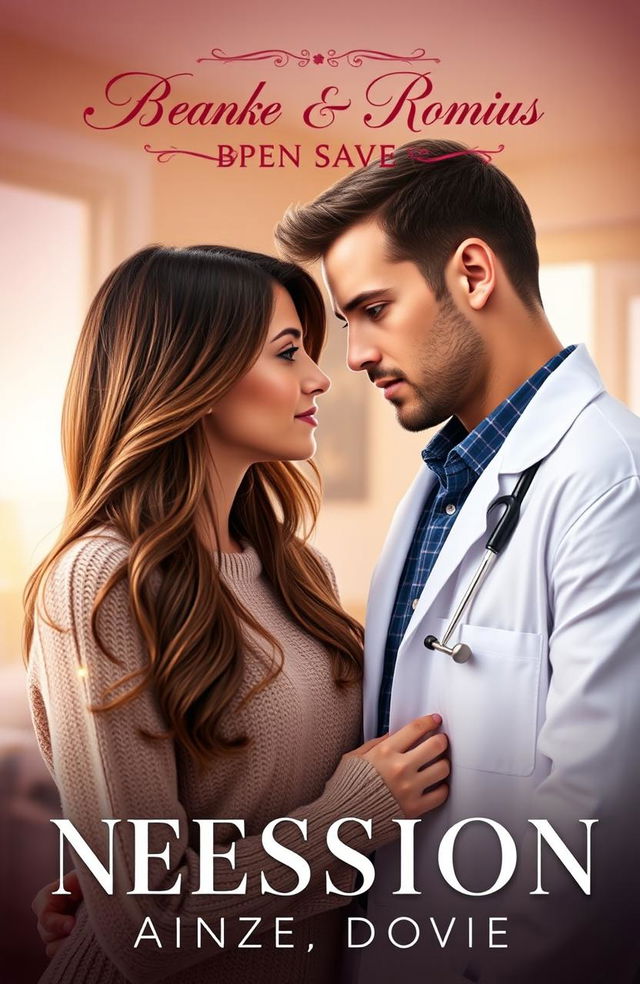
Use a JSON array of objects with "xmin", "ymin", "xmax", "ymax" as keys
[{"xmin": 393, "ymin": 293, "xmax": 484, "ymax": 433}]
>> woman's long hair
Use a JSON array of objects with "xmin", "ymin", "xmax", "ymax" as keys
[{"xmin": 23, "ymin": 245, "xmax": 363, "ymax": 766}]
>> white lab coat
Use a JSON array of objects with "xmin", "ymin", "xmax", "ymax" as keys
[{"xmin": 356, "ymin": 345, "xmax": 640, "ymax": 983}]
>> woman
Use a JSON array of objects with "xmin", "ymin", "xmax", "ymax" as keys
[{"xmin": 25, "ymin": 244, "xmax": 449, "ymax": 983}]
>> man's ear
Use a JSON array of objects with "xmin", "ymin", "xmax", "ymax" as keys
[{"xmin": 450, "ymin": 238, "xmax": 496, "ymax": 311}]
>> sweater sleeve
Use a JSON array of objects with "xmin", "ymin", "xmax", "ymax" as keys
[{"xmin": 29, "ymin": 534, "xmax": 402, "ymax": 984}]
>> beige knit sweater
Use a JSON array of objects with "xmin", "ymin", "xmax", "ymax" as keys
[{"xmin": 27, "ymin": 527, "xmax": 402, "ymax": 984}]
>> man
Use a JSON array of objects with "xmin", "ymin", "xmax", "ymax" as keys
[{"xmin": 275, "ymin": 140, "xmax": 640, "ymax": 983}]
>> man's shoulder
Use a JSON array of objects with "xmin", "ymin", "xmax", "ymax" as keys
[
  {"xmin": 534, "ymin": 391, "xmax": 640, "ymax": 550},
  {"xmin": 558, "ymin": 389, "xmax": 640, "ymax": 482}
]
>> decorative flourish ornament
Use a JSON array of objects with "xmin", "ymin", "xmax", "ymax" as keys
[{"xmin": 197, "ymin": 47, "xmax": 440, "ymax": 68}]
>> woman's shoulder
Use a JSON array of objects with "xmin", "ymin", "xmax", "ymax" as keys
[
  {"xmin": 42, "ymin": 525, "xmax": 131, "ymax": 614},
  {"xmin": 305, "ymin": 540, "xmax": 333, "ymax": 569},
  {"xmin": 304, "ymin": 541, "xmax": 340, "ymax": 600},
  {"xmin": 30, "ymin": 528, "xmax": 155, "ymax": 716},
  {"xmin": 53, "ymin": 523, "xmax": 130, "ymax": 573}
]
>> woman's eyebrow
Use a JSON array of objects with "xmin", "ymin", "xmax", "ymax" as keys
[{"xmin": 270, "ymin": 328, "xmax": 302, "ymax": 343}]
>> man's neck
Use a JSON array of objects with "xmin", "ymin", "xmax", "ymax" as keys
[{"xmin": 457, "ymin": 323, "xmax": 564, "ymax": 432}]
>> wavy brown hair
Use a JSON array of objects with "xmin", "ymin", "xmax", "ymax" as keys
[{"xmin": 23, "ymin": 244, "xmax": 363, "ymax": 766}]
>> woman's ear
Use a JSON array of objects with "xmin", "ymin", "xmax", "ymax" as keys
[{"xmin": 451, "ymin": 238, "xmax": 496, "ymax": 311}]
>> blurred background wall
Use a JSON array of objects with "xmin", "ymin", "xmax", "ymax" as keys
[{"xmin": 0, "ymin": 1, "xmax": 638, "ymax": 978}]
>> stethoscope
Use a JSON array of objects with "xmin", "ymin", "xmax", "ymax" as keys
[{"xmin": 423, "ymin": 459, "xmax": 543, "ymax": 664}]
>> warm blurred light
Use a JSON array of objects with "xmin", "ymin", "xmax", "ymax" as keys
[
  {"xmin": 539, "ymin": 263, "xmax": 594, "ymax": 350},
  {"xmin": 0, "ymin": 181, "xmax": 89, "ymax": 665},
  {"xmin": 629, "ymin": 295, "xmax": 640, "ymax": 415}
]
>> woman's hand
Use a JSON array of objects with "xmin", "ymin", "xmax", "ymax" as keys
[
  {"xmin": 32, "ymin": 869, "xmax": 83, "ymax": 958},
  {"xmin": 30, "ymin": 719, "xmax": 447, "ymax": 957},
  {"xmin": 346, "ymin": 713, "xmax": 449, "ymax": 819}
]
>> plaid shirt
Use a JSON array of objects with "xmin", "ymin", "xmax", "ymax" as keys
[{"xmin": 376, "ymin": 344, "xmax": 577, "ymax": 735}]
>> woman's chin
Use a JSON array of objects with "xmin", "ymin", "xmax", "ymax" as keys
[
  {"xmin": 253, "ymin": 438, "xmax": 317, "ymax": 464},
  {"xmin": 285, "ymin": 437, "xmax": 318, "ymax": 462}
]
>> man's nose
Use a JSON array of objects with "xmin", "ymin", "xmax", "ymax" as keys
[{"xmin": 347, "ymin": 331, "xmax": 381, "ymax": 373}]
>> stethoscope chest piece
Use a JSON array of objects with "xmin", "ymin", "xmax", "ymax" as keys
[{"xmin": 424, "ymin": 635, "xmax": 472, "ymax": 663}]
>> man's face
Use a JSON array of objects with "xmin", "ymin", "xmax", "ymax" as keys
[{"xmin": 322, "ymin": 217, "xmax": 485, "ymax": 432}]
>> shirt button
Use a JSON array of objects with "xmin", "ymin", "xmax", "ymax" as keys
[
  {"xmin": 445, "ymin": 503, "xmax": 457, "ymax": 515},
  {"xmin": 411, "ymin": 598, "xmax": 419, "ymax": 610}
]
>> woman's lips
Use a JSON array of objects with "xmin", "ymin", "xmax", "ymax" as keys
[{"xmin": 295, "ymin": 409, "xmax": 318, "ymax": 426}]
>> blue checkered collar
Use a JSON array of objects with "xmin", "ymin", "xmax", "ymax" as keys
[{"xmin": 421, "ymin": 345, "xmax": 577, "ymax": 491}]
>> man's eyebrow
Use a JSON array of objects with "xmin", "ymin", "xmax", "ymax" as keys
[
  {"xmin": 270, "ymin": 328, "xmax": 302, "ymax": 343},
  {"xmin": 333, "ymin": 288, "xmax": 392, "ymax": 319}
]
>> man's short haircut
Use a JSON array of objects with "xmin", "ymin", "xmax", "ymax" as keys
[{"xmin": 275, "ymin": 139, "xmax": 543, "ymax": 310}]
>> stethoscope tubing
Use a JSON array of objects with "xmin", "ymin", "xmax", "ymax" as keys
[
  {"xmin": 424, "ymin": 458, "xmax": 544, "ymax": 662},
  {"xmin": 441, "ymin": 549, "xmax": 497, "ymax": 649}
]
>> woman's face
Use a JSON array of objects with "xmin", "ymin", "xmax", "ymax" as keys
[{"xmin": 206, "ymin": 283, "xmax": 331, "ymax": 464}]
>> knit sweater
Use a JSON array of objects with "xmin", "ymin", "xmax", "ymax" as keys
[{"xmin": 27, "ymin": 527, "xmax": 403, "ymax": 984}]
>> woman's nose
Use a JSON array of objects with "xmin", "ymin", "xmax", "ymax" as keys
[{"xmin": 304, "ymin": 364, "xmax": 331, "ymax": 395}]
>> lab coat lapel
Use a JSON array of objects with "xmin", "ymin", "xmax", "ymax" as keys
[
  {"xmin": 362, "ymin": 464, "xmax": 436, "ymax": 740},
  {"xmin": 390, "ymin": 344, "xmax": 605, "ymax": 670},
  {"xmin": 499, "ymin": 343, "xmax": 604, "ymax": 473}
]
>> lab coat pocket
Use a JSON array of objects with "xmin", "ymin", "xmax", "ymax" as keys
[{"xmin": 434, "ymin": 622, "xmax": 543, "ymax": 777}]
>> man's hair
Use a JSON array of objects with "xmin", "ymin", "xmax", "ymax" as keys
[{"xmin": 275, "ymin": 139, "xmax": 543, "ymax": 310}]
